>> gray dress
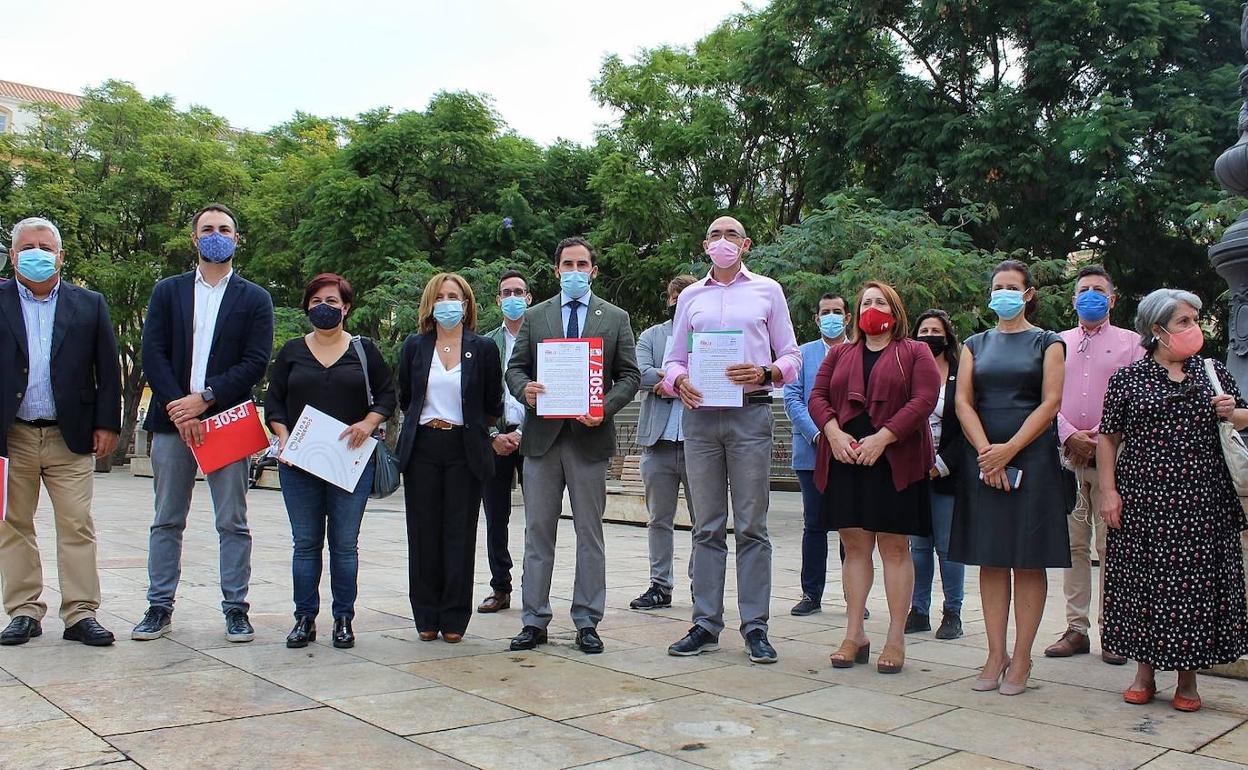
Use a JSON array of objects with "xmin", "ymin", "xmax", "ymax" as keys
[{"xmin": 948, "ymin": 328, "xmax": 1071, "ymax": 568}]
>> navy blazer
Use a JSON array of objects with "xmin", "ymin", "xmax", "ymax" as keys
[
  {"xmin": 396, "ymin": 330, "xmax": 503, "ymax": 483},
  {"xmin": 141, "ymin": 270, "xmax": 274, "ymax": 434},
  {"xmin": 0, "ymin": 279, "xmax": 121, "ymax": 457}
]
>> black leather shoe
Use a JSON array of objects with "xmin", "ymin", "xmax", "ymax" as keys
[
  {"xmin": 629, "ymin": 584, "xmax": 672, "ymax": 610},
  {"xmin": 0, "ymin": 616, "xmax": 42, "ymax": 646},
  {"xmin": 745, "ymin": 629, "xmax": 778, "ymax": 664},
  {"xmin": 576, "ymin": 627, "xmax": 604, "ymax": 654},
  {"xmin": 791, "ymin": 596, "xmax": 822, "ymax": 616},
  {"xmin": 286, "ymin": 616, "xmax": 315, "ymax": 648},
  {"xmin": 509, "ymin": 625, "xmax": 548, "ymax": 651},
  {"xmin": 668, "ymin": 625, "xmax": 719, "ymax": 657},
  {"xmin": 63, "ymin": 617, "xmax": 115, "ymax": 646},
  {"xmin": 333, "ymin": 617, "xmax": 354, "ymax": 649},
  {"xmin": 935, "ymin": 610, "xmax": 963, "ymax": 640},
  {"xmin": 225, "ymin": 609, "xmax": 255, "ymax": 643},
  {"xmin": 904, "ymin": 607, "xmax": 931, "ymax": 634},
  {"xmin": 131, "ymin": 607, "xmax": 173, "ymax": 641}
]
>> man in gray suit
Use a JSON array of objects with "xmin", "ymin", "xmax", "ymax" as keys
[
  {"xmin": 505, "ymin": 237, "xmax": 640, "ymax": 654},
  {"xmin": 630, "ymin": 275, "xmax": 699, "ymax": 611}
]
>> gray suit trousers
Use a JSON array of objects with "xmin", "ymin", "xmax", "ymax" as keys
[
  {"xmin": 520, "ymin": 429, "xmax": 609, "ymax": 630},
  {"xmin": 640, "ymin": 441, "xmax": 696, "ymax": 590},
  {"xmin": 684, "ymin": 404, "xmax": 773, "ymax": 638}
]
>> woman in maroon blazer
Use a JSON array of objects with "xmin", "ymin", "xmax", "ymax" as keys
[{"xmin": 809, "ymin": 281, "xmax": 940, "ymax": 675}]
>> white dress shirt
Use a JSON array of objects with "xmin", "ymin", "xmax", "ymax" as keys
[
  {"xmin": 559, "ymin": 290, "xmax": 592, "ymax": 338},
  {"xmin": 419, "ymin": 353, "xmax": 464, "ymax": 425},
  {"xmin": 190, "ymin": 268, "xmax": 232, "ymax": 393},
  {"xmin": 502, "ymin": 328, "xmax": 526, "ymax": 428}
]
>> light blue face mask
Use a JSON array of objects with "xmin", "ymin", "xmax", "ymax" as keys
[
  {"xmin": 16, "ymin": 248, "xmax": 58, "ymax": 282},
  {"xmin": 819, "ymin": 312, "xmax": 846, "ymax": 340},
  {"xmin": 560, "ymin": 269, "xmax": 591, "ymax": 300},
  {"xmin": 433, "ymin": 300, "xmax": 465, "ymax": 329},
  {"xmin": 989, "ymin": 289, "xmax": 1027, "ymax": 320},
  {"xmin": 501, "ymin": 296, "xmax": 528, "ymax": 321}
]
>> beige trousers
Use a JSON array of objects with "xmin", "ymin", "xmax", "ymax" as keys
[
  {"xmin": 0, "ymin": 424, "xmax": 100, "ymax": 625},
  {"xmin": 1064, "ymin": 464, "xmax": 1106, "ymax": 634}
]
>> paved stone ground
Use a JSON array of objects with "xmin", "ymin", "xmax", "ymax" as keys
[{"xmin": 3, "ymin": 473, "xmax": 1248, "ymax": 769}]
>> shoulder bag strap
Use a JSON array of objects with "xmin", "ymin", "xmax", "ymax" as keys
[
  {"xmin": 351, "ymin": 335, "xmax": 375, "ymax": 407},
  {"xmin": 1204, "ymin": 358, "xmax": 1225, "ymax": 397}
]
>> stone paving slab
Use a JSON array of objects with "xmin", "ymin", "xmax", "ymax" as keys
[{"xmin": 0, "ymin": 473, "xmax": 1244, "ymax": 769}]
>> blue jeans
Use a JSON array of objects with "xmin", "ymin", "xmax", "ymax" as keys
[
  {"xmin": 797, "ymin": 470, "xmax": 828, "ymax": 602},
  {"xmin": 279, "ymin": 460, "xmax": 374, "ymax": 620},
  {"xmin": 909, "ymin": 491, "xmax": 964, "ymax": 615}
]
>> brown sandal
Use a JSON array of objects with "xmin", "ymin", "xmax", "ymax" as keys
[
  {"xmin": 877, "ymin": 643, "xmax": 905, "ymax": 674},
  {"xmin": 830, "ymin": 639, "xmax": 871, "ymax": 669}
]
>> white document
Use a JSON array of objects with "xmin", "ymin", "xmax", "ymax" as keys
[
  {"xmin": 690, "ymin": 331, "xmax": 746, "ymax": 407},
  {"xmin": 536, "ymin": 340, "xmax": 590, "ymax": 417},
  {"xmin": 279, "ymin": 405, "xmax": 377, "ymax": 492}
]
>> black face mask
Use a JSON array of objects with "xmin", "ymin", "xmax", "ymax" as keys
[
  {"xmin": 308, "ymin": 303, "xmax": 344, "ymax": 330},
  {"xmin": 918, "ymin": 335, "xmax": 947, "ymax": 356},
  {"xmin": 667, "ymin": 303, "xmax": 677, "ymax": 319}
]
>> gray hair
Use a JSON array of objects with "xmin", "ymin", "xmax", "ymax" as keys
[
  {"xmin": 10, "ymin": 217, "xmax": 63, "ymax": 251},
  {"xmin": 1135, "ymin": 288, "xmax": 1203, "ymax": 350}
]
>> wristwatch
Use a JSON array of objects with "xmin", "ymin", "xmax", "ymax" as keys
[
  {"xmin": 201, "ymin": 387, "xmax": 215, "ymax": 403},
  {"xmin": 489, "ymin": 428, "xmax": 501, "ymax": 439},
  {"xmin": 760, "ymin": 366, "xmax": 773, "ymax": 385}
]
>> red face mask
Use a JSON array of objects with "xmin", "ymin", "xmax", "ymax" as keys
[
  {"xmin": 1160, "ymin": 324, "xmax": 1204, "ymax": 359},
  {"xmin": 859, "ymin": 306, "xmax": 894, "ymax": 336}
]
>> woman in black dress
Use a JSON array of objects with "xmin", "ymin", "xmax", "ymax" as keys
[
  {"xmin": 810, "ymin": 282, "xmax": 940, "ymax": 674},
  {"xmin": 1098, "ymin": 288, "xmax": 1248, "ymax": 712},
  {"xmin": 951, "ymin": 260, "xmax": 1068, "ymax": 696}
]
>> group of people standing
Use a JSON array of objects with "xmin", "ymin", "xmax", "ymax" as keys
[{"xmin": 1, "ymin": 205, "xmax": 1246, "ymax": 712}]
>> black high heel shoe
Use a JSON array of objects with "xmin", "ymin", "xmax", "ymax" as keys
[
  {"xmin": 333, "ymin": 617, "xmax": 355, "ymax": 649},
  {"xmin": 286, "ymin": 616, "xmax": 315, "ymax": 648}
]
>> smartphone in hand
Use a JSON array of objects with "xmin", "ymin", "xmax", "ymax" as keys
[{"xmin": 979, "ymin": 467, "xmax": 1023, "ymax": 490}]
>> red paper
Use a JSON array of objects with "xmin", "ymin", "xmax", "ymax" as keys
[
  {"xmin": 189, "ymin": 401, "xmax": 271, "ymax": 474},
  {"xmin": 0, "ymin": 455, "xmax": 8, "ymax": 522},
  {"xmin": 541, "ymin": 337, "xmax": 605, "ymax": 420}
]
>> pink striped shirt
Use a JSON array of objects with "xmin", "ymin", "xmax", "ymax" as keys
[{"xmin": 1057, "ymin": 322, "xmax": 1143, "ymax": 444}]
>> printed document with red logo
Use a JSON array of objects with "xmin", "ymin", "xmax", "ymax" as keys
[
  {"xmin": 189, "ymin": 401, "xmax": 272, "ymax": 474},
  {"xmin": 689, "ymin": 330, "xmax": 745, "ymax": 407},
  {"xmin": 0, "ymin": 455, "xmax": 8, "ymax": 521},
  {"xmin": 536, "ymin": 338, "xmax": 605, "ymax": 419}
]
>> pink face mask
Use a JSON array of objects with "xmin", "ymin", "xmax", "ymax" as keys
[
  {"xmin": 1160, "ymin": 324, "xmax": 1204, "ymax": 359},
  {"xmin": 706, "ymin": 237, "xmax": 741, "ymax": 269}
]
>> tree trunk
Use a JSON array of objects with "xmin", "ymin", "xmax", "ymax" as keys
[{"xmin": 112, "ymin": 365, "xmax": 146, "ymax": 465}]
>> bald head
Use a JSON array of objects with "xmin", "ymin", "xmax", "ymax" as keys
[{"xmin": 706, "ymin": 216, "xmax": 747, "ymax": 240}]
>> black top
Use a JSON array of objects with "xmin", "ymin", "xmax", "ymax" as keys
[{"xmin": 265, "ymin": 336, "xmax": 397, "ymax": 431}]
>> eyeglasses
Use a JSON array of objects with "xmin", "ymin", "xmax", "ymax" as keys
[
  {"xmin": 1165, "ymin": 380, "xmax": 1200, "ymax": 402},
  {"xmin": 498, "ymin": 288, "xmax": 528, "ymax": 298}
]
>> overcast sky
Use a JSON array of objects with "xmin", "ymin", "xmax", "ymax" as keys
[{"xmin": 5, "ymin": 0, "xmax": 753, "ymax": 145}]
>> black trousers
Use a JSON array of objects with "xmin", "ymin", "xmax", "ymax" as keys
[
  {"xmin": 404, "ymin": 427, "xmax": 483, "ymax": 635},
  {"xmin": 481, "ymin": 450, "xmax": 523, "ymax": 592}
]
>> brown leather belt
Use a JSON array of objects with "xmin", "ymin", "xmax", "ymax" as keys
[{"xmin": 421, "ymin": 419, "xmax": 460, "ymax": 430}]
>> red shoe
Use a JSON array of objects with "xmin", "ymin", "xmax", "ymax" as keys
[
  {"xmin": 1123, "ymin": 683, "xmax": 1156, "ymax": 705},
  {"xmin": 1172, "ymin": 693, "xmax": 1202, "ymax": 712}
]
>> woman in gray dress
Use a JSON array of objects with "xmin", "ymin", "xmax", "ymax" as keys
[{"xmin": 951, "ymin": 260, "xmax": 1069, "ymax": 696}]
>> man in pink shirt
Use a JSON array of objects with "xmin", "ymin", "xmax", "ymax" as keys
[
  {"xmin": 1045, "ymin": 264, "xmax": 1143, "ymax": 664},
  {"xmin": 662, "ymin": 215, "xmax": 801, "ymax": 664}
]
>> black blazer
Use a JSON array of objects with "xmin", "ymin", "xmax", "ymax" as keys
[
  {"xmin": 0, "ymin": 280, "xmax": 121, "ymax": 457},
  {"xmin": 933, "ymin": 359, "xmax": 964, "ymax": 497},
  {"xmin": 396, "ymin": 330, "xmax": 503, "ymax": 482},
  {"xmin": 141, "ymin": 270, "xmax": 274, "ymax": 434}
]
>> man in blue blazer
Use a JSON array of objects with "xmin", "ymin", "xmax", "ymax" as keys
[
  {"xmin": 132, "ymin": 204, "xmax": 274, "ymax": 644},
  {"xmin": 783, "ymin": 293, "xmax": 853, "ymax": 617},
  {"xmin": 0, "ymin": 217, "xmax": 121, "ymax": 647}
]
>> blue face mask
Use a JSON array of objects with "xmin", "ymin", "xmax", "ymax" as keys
[
  {"xmin": 501, "ymin": 296, "xmax": 527, "ymax": 321},
  {"xmin": 1075, "ymin": 290, "xmax": 1110, "ymax": 323},
  {"xmin": 197, "ymin": 232, "xmax": 236, "ymax": 263},
  {"xmin": 433, "ymin": 300, "xmax": 465, "ymax": 329},
  {"xmin": 16, "ymin": 248, "xmax": 58, "ymax": 282},
  {"xmin": 560, "ymin": 269, "xmax": 591, "ymax": 300},
  {"xmin": 989, "ymin": 289, "xmax": 1027, "ymax": 320},
  {"xmin": 819, "ymin": 312, "xmax": 845, "ymax": 340}
]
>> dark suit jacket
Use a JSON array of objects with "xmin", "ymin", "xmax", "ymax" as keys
[
  {"xmin": 396, "ymin": 329, "xmax": 503, "ymax": 482},
  {"xmin": 504, "ymin": 293, "xmax": 640, "ymax": 462},
  {"xmin": 141, "ymin": 270, "xmax": 274, "ymax": 433},
  {"xmin": 933, "ymin": 359, "xmax": 964, "ymax": 497},
  {"xmin": 0, "ymin": 279, "xmax": 121, "ymax": 457}
]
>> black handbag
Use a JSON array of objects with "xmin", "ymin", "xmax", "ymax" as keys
[{"xmin": 351, "ymin": 336, "xmax": 401, "ymax": 499}]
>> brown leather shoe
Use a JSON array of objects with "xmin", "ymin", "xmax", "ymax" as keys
[
  {"xmin": 1044, "ymin": 628, "xmax": 1090, "ymax": 658},
  {"xmin": 1102, "ymin": 650, "xmax": 1128, "ymax": 665},
  {"xmin": 477, "ymin": 591, "xmax": 511, "ymax": 613}
]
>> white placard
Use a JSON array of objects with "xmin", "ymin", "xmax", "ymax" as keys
[
  {"xmin": 689, "ymin": 331, "xmax": 746, "ymax": 407},
  {"xmin": 279, "ymin": 405, "xmax": 377, "ymax": 492}
]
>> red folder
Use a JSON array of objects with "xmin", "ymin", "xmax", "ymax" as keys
[
  {"xmin": 189, "ymin": 401, "xmax": 271, "ymax": 474},
  {"xmin": 541, "ymin": 337, "xmax": 605, "ymax": 420},
  {"xmin": 0, "ymin": 455, "xmax": 8, "ymax": 521}
]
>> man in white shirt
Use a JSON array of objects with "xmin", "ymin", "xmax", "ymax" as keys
[{"xmin": 479, "ymin": 270, "xmax": 531, "ymax": 613}]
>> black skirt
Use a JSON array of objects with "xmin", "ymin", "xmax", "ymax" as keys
[{"xmin": 822, "ymin": 412, "xmax": 932, "ymax": 537}]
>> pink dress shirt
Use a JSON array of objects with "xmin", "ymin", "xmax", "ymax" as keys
[
  {"xmin": 662, "ymin": 265, "xmax": 801, "ymax": 394},
  {"xmin": 1056, "ymin": 322, "xmax": 1144, "ymax": 445}
]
